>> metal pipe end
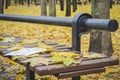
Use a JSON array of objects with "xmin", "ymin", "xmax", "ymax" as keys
[{"xmin": 108, "ymin": 20, "xmax": 118, "ymax": 32}]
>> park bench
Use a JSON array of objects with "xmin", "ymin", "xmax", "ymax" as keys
[{"xmin": 0, "ymin": 13, "xmax": 119, "ymax": 80}]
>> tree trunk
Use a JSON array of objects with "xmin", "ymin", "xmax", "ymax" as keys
[
  {"xmin": 60, "ymin": 0, "xmax": 64, "ymax": 11},
  {"xmin": 5, "ymin": 0, "xmax": 9, "ymax": 9},
  {"xmin": 49, "ymin": 0, "xmax": 56, "ymax": 16},
  {"xmin": 22, "ymin": 0, "xmax": 24, "ymax": 5},
  {"xmin": 40, "ymin": 0, "xmax": 47, "ymax": 16},
  {"xmin": 15, "ymin": 0, "xmax": 17, "ymax": 5},
  {"xmin": 66, "ymin": 0, "xmax": 71, "ymax": 16},
  {"xmin": 110, "ymin": 0, "xmax": 112, "ymax": 9},
  {"xmin": 89, "ymin": 0, "xmax": 113, "ymax": 56},
  {"xmin": 72, "ymin": 0, "xmax": 77, "ymax": 12},
  {"xmin": 28, "ymin": 0, "xmax": 30, "ymax": 7},
  {"xmin": 0, "ymin": 0, "xmax": 4, "ymax": 13}
]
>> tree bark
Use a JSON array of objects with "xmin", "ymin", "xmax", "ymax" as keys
[
  {"xmin": 40, "ymin": 0, "xmax": 47, "ymax": 16},
  {"xmin": 0, "ymin": 0, "xmax": 4, "ymax": 13},
  {"xmin": 72, "ymin": 0, "xmax": 77, "ymax": 12},
  {"xmin": 89, "ymin": 0, "xmax": 113, "ymax": 56},
  {"xmin": 60, "ymin": 0, "xmax": 64, "ymax": 11},
  {"xmin": 5, "ymin": 0, "xmax": 9, "ymax": 9},
  {"xmin": 66, "ymin": 0, "xmax": 71, "ymax": 16},
  {"xmin": 28, "ymin": 0, "xmax": 30, "ymax": 7},
  {"xmin": 49, "ymin": 0, "xmax": 56, "ymax": 16}
]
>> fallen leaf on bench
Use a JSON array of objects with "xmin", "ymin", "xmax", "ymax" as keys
[
  {"xmin": 82, "ymin": 52, "xmax": 104, "ymax": 58},
  {"xmin": 12, "ymin": 56, "xmax": 26, "ymax": 60},
  {"xmin": 51, "ymin": 56, "xmax": 65, "ymax": 63},
  {"xmin": 12, "ymin": 54, "xmax": 41, "ymax": 60},
  {"xmin": 21, "ymin": 39, "xmax": 39, "ymax": 44},
  {"xmin": 63, "ymin": 57, "xmax": 75, "ymax": 66},
  {"xmin": 21, "ymin": 57, "xmax": 50, "ymax": 67},
  {"xmin": 0, "ymin": 45, "xmax": 8, "ymax": 48},
  {"xmin": 37, "ymin": 44, "xmax": 55, "ymax": 52},
  {"xmin": 1, "ymin": 36, "xmax": 15, "ymax": 43},
  {"xmin": 5, "ymin": 48, "xmax": 47, "ymax": 56},
  {"xmin": 51, "ymin": 52, "xmax": 80, "ymax": 58},
  {"xmin": 10, "ymin": 44, "xmax": 24, "ymax": 50},
  {"xmin": 50, "ymin": 55, "xmax": 81, "ymax": 66},
  {"xmin": 26, "ymin": 54, "xmax": 40, "ymax": 58}
]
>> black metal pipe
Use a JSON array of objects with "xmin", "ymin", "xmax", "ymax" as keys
[
  {"xmin": 0, "ymin": 14, "xmax": 118, "ymax": 31},
  {"xmin": 0, "ymin": 14, "xmax": 72, "ymax": 26},
  {"xmin": 81, "ymin": 18, "xmax": 118, "ymax": 32}
]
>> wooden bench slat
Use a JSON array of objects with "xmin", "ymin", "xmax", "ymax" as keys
[
  {"xmin": 35, "ymin": 57, "xmax": 118, "ymax": 76},
  {"xmin": 19, "ymin": 55, "xmax": 108, "ymax": 71},
  {"xmin": 57, "ymin": 67, "xmax": 105, "ymax": 78},
  {"xmin": 56, "ymin": 46, "xmax": 72, "ymax": 49},
  {"xmin": 28, "ymin": 57, "xmax": 100, "ymax": 71}
]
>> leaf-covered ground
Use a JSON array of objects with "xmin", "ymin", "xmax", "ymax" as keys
[{"xmin": 0, "ymin": 3, "xmax": 120, "ymax": 80}]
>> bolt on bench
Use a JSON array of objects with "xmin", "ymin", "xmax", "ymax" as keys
[{"xmin": 0, "ymin": 13, "xmax": 119, "ymax": 80}]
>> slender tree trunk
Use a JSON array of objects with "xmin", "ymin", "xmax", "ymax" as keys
[
  {"xmin": 49, "ymin": 0, "xmax": 56, "ymax": 16},
  {"xmin": 5, "ymin": 0, "xmax": 9, "ymax": 9},
  {"xmin": 72, "ymin": 0, "xmax": 77, "ymax": 12},
  {"xmin": 60, "ymin": 0, "xmax": 64, "ymax": 11},
  {"xmin": 15, "ymin": 0, "xmax": 17, "ymax": 5},
  {"xmin": 89, "ymin": 0, "xmax": 113, "ymax": 56},
  {"xmin": 0, "ymin": 0, "xmax": 4, "ymax": 14},
  {"xmin": 22, "ymin": 0, "xmax": 24, "ymax": 5},
  {"xmin": 40, "ymin": 0, "xmax": 47, "ymax": 16},
  {"xmin": 28, "ymin": 0, "xmax": 30, "ymax": 7},
  {"xmin": 66, "ymin": 0, "xmax": 71, "ymax": 16},
  {"xmin": 110, "ymin": 0, "xmax": 112, "ymax": 9}
]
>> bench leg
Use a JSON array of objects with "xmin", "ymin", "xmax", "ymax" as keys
[
  {"xmin": 26, "ymin": 63, "xmax": 35, "ymax": 80},
  {"xmin": 72, "ymin": 76, "xmax": 80, "ymax": 80}
]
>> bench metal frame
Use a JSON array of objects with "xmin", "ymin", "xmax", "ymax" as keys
[{"xmin": 0, "ymin": 13, "xmax": 118, "ymax": 80}]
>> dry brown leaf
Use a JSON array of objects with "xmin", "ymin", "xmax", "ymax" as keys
[{"xmin": 21, "ymin": 57, "xmax": 50, "ymax": 67}]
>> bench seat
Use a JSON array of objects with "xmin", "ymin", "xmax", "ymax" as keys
[{"xmin": 0, "ymin": 34, "xmax": 119, "ymax": 79}]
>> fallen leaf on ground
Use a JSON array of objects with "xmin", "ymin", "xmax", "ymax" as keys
[{"xmin": 16, "ymin": 74, "xmax": 25, "ymax": 80}]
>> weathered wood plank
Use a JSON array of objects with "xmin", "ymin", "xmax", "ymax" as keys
[
  {"xmin": 57, "ymin": 67, "xmax": 105, "ymax": 78},
  {"xmin": 35, "ymin": 58, "xmax": 119, "ymax": 76}
]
